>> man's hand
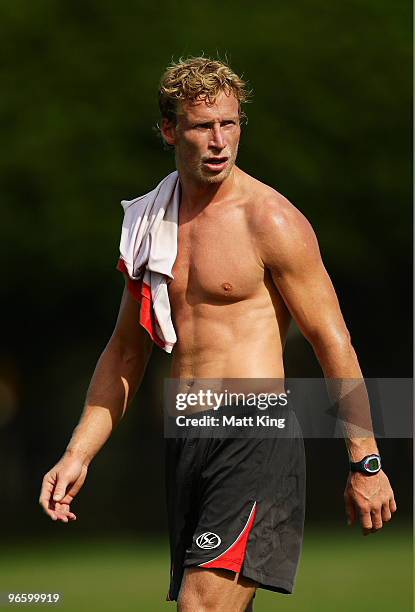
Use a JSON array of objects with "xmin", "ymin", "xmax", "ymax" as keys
[
  {"xmin": 344, "ymin": 470, "xmax": 397, "ymax": 535},
  {"xmin": 39, "ymin": 454, "xmax": 88, "ymax": 523}
]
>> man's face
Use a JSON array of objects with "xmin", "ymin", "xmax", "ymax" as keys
[{"xmin": 162, "ymin": 91, "xmax": 241, "ymax": 185}]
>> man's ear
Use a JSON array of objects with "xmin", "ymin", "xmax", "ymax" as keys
[{"xmin": 161, "ymin": 118, "xmax": 176, "ymax": 146}]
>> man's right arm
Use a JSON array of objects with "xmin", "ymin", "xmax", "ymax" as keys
[{"xmin": 39, "ymin": 283, "xmax": 153, "ymax": 522}]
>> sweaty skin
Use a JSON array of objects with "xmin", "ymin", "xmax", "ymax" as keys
[{"xmin": 169, "ymin": 168, "xmax": 290, "ymax": 380}]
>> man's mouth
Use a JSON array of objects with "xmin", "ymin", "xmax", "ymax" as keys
[{"xmin": 203, "ymin": 157, "xmax": 229, "ymax": 171}]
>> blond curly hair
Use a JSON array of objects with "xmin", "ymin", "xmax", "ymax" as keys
[{"xmin": 158, "ymin": 56, "xmax": 251, "ymax": 126}]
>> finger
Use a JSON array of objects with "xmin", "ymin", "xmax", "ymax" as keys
[
  {"xmin": 344, "ymin": 495, "xmax": 357, "ymax": 526},
  {"xmin": 359, "ymin": 509, "xmax": 373, "ymax": 535},
  {"xmin": 43, "ymin": 508, "xmax": 59, "ymax": 521},
  {"xmin": 389, "ymin": 498, "xmax": 397, "ymax": 514},
  {"xmin": 39, "ymin": 476, "xmax": 55, "ymax": 511},
  {"xmin": 54, "ymin": 502, "xmax": 75, "ymax": 520},
  {"xmin": 65, "ymin": 471, "xmax": 87, "ymax": 499},
  {"xmin": 54, "ymin": 506, "xmax": 71, "ymax": 523},
  {"xmin": 39, "ymin": 488, "xmax": 59, "ymax": 520},
  {"xmin": 370, "ymin": 508, "xmax": 383, "ymax": 531},
  {"xmin": 56, "ymin": 509, "xmax": 77, "ymax": 522},
  {"xmin": 381, "ymin": 503, "xmax": 392, "ymax": 523},
  {"xmin": 56, "ymin": 503, "xmax": 76, "ymax": 520},
  {"xmin": 58, "ymin": 472, "xmax": 86, "ymax": 505},
  {"xmin": 52, "ymin": 475, "xmax": 69, "ymax": 502},
  {"xmin": 52, "ymin": 503, "xmax": 64, "ymax": 521},
  {"xmin": 58, "ymin": 506, "xmax": 76, "ymax": 519},
  {"xmin": 58, "ymin": 493, "xmax": 74, "ymax": 505}
]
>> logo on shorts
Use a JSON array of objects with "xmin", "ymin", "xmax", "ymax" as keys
[{"xmin": 195, "ymin": 532, "xmax": 221, "ymax": 550}]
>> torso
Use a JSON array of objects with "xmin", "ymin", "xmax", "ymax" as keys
[{"xmin": 168, "ymin": 168, "xmax": 292, "ymax": 382}]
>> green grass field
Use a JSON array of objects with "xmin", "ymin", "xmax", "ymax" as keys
[{"xmin": 1, "ymin": 525, "xmax": 412, "ymax": 611}]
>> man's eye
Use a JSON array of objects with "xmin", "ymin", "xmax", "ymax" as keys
[{"xmin": 196, "ymin": 124, "xmax": 209, "ymax": 129}]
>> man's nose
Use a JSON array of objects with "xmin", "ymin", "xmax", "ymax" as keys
[{"xmin": 209, "ymin": 124, "xmax": 225, "ymax": 149}]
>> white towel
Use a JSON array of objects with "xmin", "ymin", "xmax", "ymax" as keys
[{"xmin": 117, "ymin": 171, "xmax": 180, "ymax": 352}]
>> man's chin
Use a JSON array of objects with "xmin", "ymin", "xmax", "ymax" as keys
[
  {"xmin": 198, "ymin": 164, "xmax": 233, "ymax": 184},
  {"xmin": 200, "ymin": 174, "xmax": 227, "ymax": 184}
]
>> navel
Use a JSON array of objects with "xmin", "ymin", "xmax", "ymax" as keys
[{"xmin": 221, "ymin": 282, "xmax": 233, "ymax": 292}]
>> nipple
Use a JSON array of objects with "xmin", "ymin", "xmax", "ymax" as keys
[{"xmin": 221, "ymin": 282, "xmax": 233, "ymax": 292}]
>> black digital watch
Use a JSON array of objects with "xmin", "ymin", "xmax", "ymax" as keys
[{"xmin": 350, "ymin": 454, "xmax": 381, "ymax": 476}]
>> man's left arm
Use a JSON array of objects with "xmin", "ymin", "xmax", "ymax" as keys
[{"xmin": 253, "ymin": 195, "xmax": 397, "ymax": 535}]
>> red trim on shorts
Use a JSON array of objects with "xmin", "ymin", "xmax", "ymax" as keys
[
  {"xmin": 116, "ymin": 258, "xmax": 166, "ymax": 349},
  {"xmin": 199, "ymin": 502, "xmax": 257, "ymax": 573}
]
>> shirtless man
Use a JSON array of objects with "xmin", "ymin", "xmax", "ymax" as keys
[{"xmin": 39, "ymin": 57, "xmax": 396, "ymax": 611}]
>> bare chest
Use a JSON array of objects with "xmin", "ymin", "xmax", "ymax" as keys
[{"xmin": 169, "ymin": 205, "xmax": 263, "ymax": 304}]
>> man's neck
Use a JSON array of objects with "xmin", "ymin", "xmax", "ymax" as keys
[{"xmin": 178, "ymin": 166, "xmax": 241, "ymax": 211}]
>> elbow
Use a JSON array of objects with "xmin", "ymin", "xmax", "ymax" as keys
[
  {"xmin": 107, "ymin": 333, "xmax": 152, "ymax": 370},
  {"xmin": 311, "ymin": 328, "xmax": 355, "ymax": 361}
]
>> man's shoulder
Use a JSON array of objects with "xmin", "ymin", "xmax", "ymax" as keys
[
  {"xmin": 241, "ymin": 173, "xmax": 310, "ymax": 238},
  {"xmin": 240, "ymin": 173, "xmax": 319, "ymax": 268}
]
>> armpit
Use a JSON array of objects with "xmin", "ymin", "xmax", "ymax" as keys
[{"xmin": 116, "ymin": 258, "xmax": 143, "ymax": 303}]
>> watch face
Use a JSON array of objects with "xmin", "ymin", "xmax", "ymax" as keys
[{"xmin": 363, "ymin": 456, "xmax": 380, "ymax": 472}]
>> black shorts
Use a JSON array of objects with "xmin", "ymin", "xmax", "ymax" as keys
[{"xmin": 165, "ymin": 404, "xmax": 306, "ymax": 601}]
